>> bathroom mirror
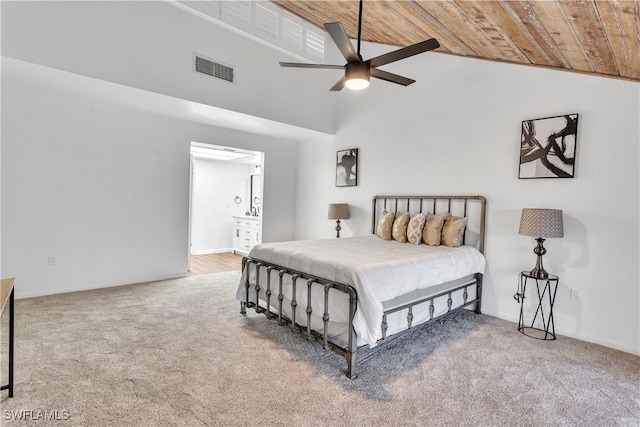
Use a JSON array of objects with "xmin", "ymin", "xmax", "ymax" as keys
[{"xmin": 250, "ymin": 174, "xmax": 261, "ymax": 215}]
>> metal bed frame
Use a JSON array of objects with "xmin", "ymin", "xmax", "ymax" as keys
[{"xmin": 240, "ymin": 195, "xmax": 486, "ymax": 378}]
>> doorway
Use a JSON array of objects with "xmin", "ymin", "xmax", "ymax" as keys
[{"xmin": 188, "ymin": 142, "xmax": 264, "ymax": 275}]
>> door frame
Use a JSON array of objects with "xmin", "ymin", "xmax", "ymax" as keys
[{"xmin": 188, "ymin": 142, "xmax": 264, "ymax": 270}]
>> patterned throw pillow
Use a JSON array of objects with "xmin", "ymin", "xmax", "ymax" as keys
[
  {"xmin": 407, "ymin": 213, "xmax": 426, "ymax": 245},
  {"xmin": 376, "ymin": 210, "xmax": 395, "ymax": 240},
  {"xmin": 422, "ymin": 213, "xmax": 446, "ymax": 246},
  {"xmin": 441, "ymin": 215, "xmax": 468, "ymax": 247},
  {"xmin": 392, "ymin": 212, "xmax": 411, "ymax": 243}
]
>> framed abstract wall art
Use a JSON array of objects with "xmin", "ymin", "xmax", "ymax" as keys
[
  {"xmin": 519, "ymin": 114, "xmax": 579, "ymax": 179},
  {"xmin": 336, "ymin": 148, "xmax": 358, "ymax": 187}
]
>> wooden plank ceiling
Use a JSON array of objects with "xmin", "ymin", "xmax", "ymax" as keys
[{"xmin": 272, "ymin": 0, "xmax": 640, "ymax": 82}]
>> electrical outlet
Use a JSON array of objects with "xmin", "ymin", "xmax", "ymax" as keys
[
  {"xmin": 570, "ymin": 287, "xmax": 580, "ymax": 300},
  {"xmin": 48, "ymin": 254, "xmax": 59, "ymax": 265}
]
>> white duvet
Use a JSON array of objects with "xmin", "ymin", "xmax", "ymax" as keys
[{"xmin": 236, "ymin": 235, "xmax": 485, "ymax": 347}]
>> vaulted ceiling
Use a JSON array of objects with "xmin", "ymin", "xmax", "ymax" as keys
[{"xmin": 272, "ymin": 0, "xmax": 640, "ymax": 83}]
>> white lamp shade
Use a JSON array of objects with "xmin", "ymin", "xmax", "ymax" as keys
[
  {"xmin": 328, "ymin": 203, "xmax": 350, "ymax": 220},
  {"xmin": 519, "ymin": 208, "xmax": 564, "ymax": 238}
]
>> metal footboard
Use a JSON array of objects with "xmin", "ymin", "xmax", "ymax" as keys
[
  {"xmin": 240, "ymin": 256, "xmax": 483, "ymax": 379},
  {"xmin": 240, "ymin": 257, "xmax": 360, "ymax": 378}
]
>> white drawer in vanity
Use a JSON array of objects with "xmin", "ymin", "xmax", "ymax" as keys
[{"xmin": 232, "ymin": 216, "xmax": 261, "ymax": 255}]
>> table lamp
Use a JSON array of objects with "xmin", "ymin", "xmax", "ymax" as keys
[
  {"xmin": 328, "ymin": 203, "xmax": 350, "ymax": 238},
  {"xmin": 519, "ymin": 208, "xmax": 564, "ymax": 278}
]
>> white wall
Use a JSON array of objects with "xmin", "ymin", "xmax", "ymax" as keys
[
  {"xmin": 190, "ymin": 158, "xmax": 250, "ymax": 254},
  {"xmin": 295, "ymin": 45, "xmax": 640, "ymax": 355},
  {"xmin": 1, "ymin": 71, "xmax": 300, "ymax": 298},
  {"xmin": 1, "ymin": 1, "xmax": 337, "ymax": 134},
  {"xmin": 1, "ymin": 1, "xmax": 321, "ymax": 298}
]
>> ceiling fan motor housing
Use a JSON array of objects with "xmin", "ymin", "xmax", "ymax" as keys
[{"xmin": 346, "ymin": 62, "xmax": 370, "ymax": 80}]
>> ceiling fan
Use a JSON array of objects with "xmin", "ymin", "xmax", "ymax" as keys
[{"xmin": 279, "ymin": 0, "xmax": 440, "ymax": 91}]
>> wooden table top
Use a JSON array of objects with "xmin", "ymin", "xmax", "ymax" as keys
[{"xmin": 1, "ymin": 278, "xmax": 15, "ymax": 315}]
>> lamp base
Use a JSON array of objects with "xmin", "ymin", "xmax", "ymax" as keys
[
  {"xmin": 335, "ymin": 220, "xmax": 342, "ymax": 238},
  {"xmin": 529, "ymin": 267, "xmax": 550, "ymax": 279},
  {"xmin": 530, "ymin": 237, "xmax": 549, "ymax": 278}
]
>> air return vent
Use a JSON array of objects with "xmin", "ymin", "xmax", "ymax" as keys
[{"xmin": 194, "ymin": 55, "xmax": 234, "ymax": 83}]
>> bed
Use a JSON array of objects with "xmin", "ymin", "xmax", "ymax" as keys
[{"xmin": 237, "ymin": 195, "xmax": 486, "ymax": 378}]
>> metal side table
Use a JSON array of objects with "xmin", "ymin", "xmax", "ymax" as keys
[
  {"xmin": 1, "ymin": 278, "xmax": 15, "ymax": 397},
  {"xmin": 514, "ymin": 271, "xmax": 558, "ymax": 340}
]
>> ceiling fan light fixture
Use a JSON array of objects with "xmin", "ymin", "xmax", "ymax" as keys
[
  {"xmin": 344, "ymin": 62, "xmax": 370, "ymax": 90},
  {"xmin": 279, "ymin": 0, "xmax": 439, "ymax": 91},
  {"xmin": 345, "ymin": 77, "xmax": 369, "ymax": 90}
]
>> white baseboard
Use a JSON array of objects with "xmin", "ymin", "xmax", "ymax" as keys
[
  {"xmin": 487, "ymin": 309, "xmax": 640, "ymax": 356},
  {"xmin": 15, "ymin": 272, "xmax": 188, "ymax": 299}
]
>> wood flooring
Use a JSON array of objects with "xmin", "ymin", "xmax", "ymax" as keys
[{"xmin": 188, "ymin": 252, "xmax": 243, "ymax": 276}]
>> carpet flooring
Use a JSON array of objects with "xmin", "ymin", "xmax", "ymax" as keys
[{"xmin": 0, "ymin": 271, "xmax": 638, "ymax": 426}]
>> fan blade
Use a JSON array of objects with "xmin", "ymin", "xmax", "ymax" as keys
[
  {"xmin": 368, "ymin": 38, "xmax": 440, "ymax": 68},
  {"xmin": 329, "ymin": 76, "xmax": 346, "ymax": 91},
  {"xmin": 280, "ymin": 62, "xmax": 344, "ymax": 69},
  {"xmin": 370, "ymin": 68, "xmax": 415, "ymax": 86},
  {"xmin": 324, "ymin": 22, "xmax": 360, "ymax": 63}
]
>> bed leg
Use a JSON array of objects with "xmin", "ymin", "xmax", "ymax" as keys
[
  {"xmin": 278, "ymin": 271, "xmax": 285, "ymax": 326},
  {"xmin": 381, "ymin": 314, "xmax": 388, "ymax": 340},
  {"xmin": 291, "ymin": 275, "xmax": 300, "ymax": 333},
  {"xmin": 475, "ymin": 273, "xmax": 484, "ymax": 314},
  {"xmin": 244, "ymin": 259, "xmax": 252, "ymax": 311},
  {"xmin": 306, "ymin": 279, "xmax": 315, "ymax": 341},
  {"xmin": 323, "ymin": 285, "xmax": 331, "ymax": 349},
  {"xmin": 345, "ymin": 288, "xmax": 358, "ymax": 379},
  {"xmin": 346, "ymin": 351, "xmax": 357, "ymax": 379},
  {"xmin": 254, "ymin": 263, "xmax": 264, "ymax": 313},
  {"xmin": 265, "ymin": 267, "xmax": 274, "ymax": 319}
]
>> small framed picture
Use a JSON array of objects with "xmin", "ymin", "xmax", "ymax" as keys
[
  {"xmin": 519, "ymin": 114, "xmax": 579, "ymax": 179},
  {"xmin": 336, "ymin": 149, "xmax": 358, "ymax": 187}
]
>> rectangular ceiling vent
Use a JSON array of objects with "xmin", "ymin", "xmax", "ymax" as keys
[{"xmin": 194, "ymin": 55, "xmax": 234, "ymax": 83}]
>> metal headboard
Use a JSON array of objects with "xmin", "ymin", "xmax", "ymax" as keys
[{"xmin": 371, "ymin": 195, "xmax": 487, "ymax": 254}]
